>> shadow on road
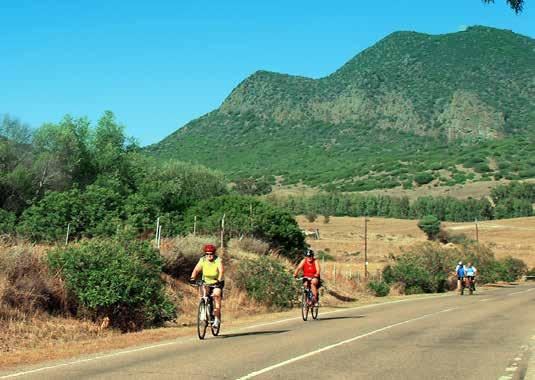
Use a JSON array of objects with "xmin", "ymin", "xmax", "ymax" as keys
[
  {"xmin": 326, "ymin": 290, "xmax": 357, "ymax": 302},
  {"xmin": 220, "ymin": 330, "xmax": 289, "ymax": 339},
  {"xmin": 315, "ymin": 315, "xmax": 365, "ymax": 321}
]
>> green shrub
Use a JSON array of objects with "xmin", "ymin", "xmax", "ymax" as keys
[
  {"xmin": 47, "ymin": 239, "xmax": 175, "ymax": 331},
  {"xmin": 498, "ymin": 256, "xmax": 528, "ymax": 282},
  {"xmin": 383, "ymin": 242, "xmax": 454, "ymax": 293},
  {"xmin": 368, "ymin": 281, "xmax": 390, "ymax": 297},
  {"xmin": 234, "ymin": 255, "xmax": 299, "ymax": 309},
  {"xmin": 414, "ymin": 172, "xmax": 433, "ymax": 185},
  {"xmin": 527, "ymin": 267, "xmax": 535, "ymax": 276},
  {"xmin": 305, "ymin": 212, "xmax": 317, "ymax": 222},
  {"xmin": 417, "ymin": 215, "xmax": 441, "ymax": 240},
  {"xmin": 0, "ymin": 209, "xmax": 16, "ymax": 235},
  {"xmin": 405, "ymin": 285, "xmax": 424, "ymax": 295},
  {"xmin": 182, "ymin": 196, "xmax": 306, "ymax": 261}
]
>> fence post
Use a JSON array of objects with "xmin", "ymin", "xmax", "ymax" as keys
[
  {"xmin": 333, "ymin": 263, "xmax": 337, "ymax": 285},
  {"xmin": 193, "ymin": 215, "xmax": 197, "ymax": 236},
  {"xmin": 155, "ymin": 217, "xmax": 160, "ymax": 245},
  {"xmin": 157, "ymin": 224, "xmax": 162, "ymax": 249},
  {"xmin": 65, "ymin": 223, "xmax": 70, "ymax": 245},
  {"xmin": 220, "ymin": 213, "xmax": 226, "ymax": 250}
]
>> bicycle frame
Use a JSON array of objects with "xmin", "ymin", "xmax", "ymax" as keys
[{"xmin": 191, "ymin": 281, "xmax": 220, "ymax": 339}]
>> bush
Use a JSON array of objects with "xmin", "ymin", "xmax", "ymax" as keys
[
  {"xmin": 305, "ymin": 213, "xmax": 317, "ymax": 223},
  {"xmin": 414, "ymin": 172, "xmax": 433, "ymax": 186},
  {"xmin": 182, "ymin": 196, "xmax": 306, "ymax": 261},
  {"xmin": 234, "ymin": 255, "xmax": 299, "ymax": 309},
  {"xmin": 418, "ymin": 215, "xmax": 441, "ymax": 240},
  {"xmin": 161, "ymin": 235, "xmax": 217, "ymax": 279},
  {"xmin": 228, "ymin": 237, "xmax": 270, "ymax": 255},
  {"xmin": 368, "ymin": 281, "xmax": 390, "ymax": 297},
  {"xmin": 527, "ymin": 267, "xmax": 535, "ymax": 276},
  {"xmin": 383, "ymin": 243, "xmax": 454, "ymax": 294},
  {"xmin": 0, "ymin": 247, "xmax": 64, "ymax": 314},
  {"xmin": 0, "ymin": 209, "xmax": 16, "ymax": 235},
  {"xmin": 498, "ymin": 256, "xmax": 528, "ymax": 282},
  {"xmin": 47, "ymin": 239, "xmax": 175, "ymax": 331}
]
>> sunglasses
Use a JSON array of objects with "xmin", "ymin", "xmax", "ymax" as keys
[{"xmin": 205, "ymin": 252, "xmax": 215, "ymax": 256}]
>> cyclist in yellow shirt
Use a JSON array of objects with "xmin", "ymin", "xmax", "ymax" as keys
[{"xmin": 189, "ymin": 244, "xmax": 224, "ymax": 328}]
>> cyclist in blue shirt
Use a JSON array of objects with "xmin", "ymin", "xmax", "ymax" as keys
[
  {"xmin": 455, "ymin": 261, "xmax": 465, "ymax": 291},
  {"xmin": 465, "ymin": 262, "xmax": 477, "ymax": 291}
]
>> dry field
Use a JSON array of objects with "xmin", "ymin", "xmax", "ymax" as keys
[
  {"xmin": 272, "ymin": 178, "xmax": 535, "ymax": 201},
  {"xmin": 298, "ymin": 215, "xmax": 535, "ymax": 271}
]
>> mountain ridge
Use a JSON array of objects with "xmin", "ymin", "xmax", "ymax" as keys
[{"xmin": 148, "ymin": 26, "xmax": 535, "ymax": 191}]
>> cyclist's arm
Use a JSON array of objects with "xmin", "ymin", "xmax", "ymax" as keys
[
  {"xmin": 217, "ymin": 259, "xmax": 224, "ymax": 282},
  {"xmin": 294, "ymin": 259, "xmax": 305, "ymax": 278},
  {"xmin": 190, "ymin": 261, "xmax": 203, "ymax": 280},
  {"xmin": 314, "ymin": 260, "xmax": 321, "ymax": 277}
]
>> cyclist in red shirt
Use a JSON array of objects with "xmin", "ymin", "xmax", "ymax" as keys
[{"xmin": 293, "ymin": 249, "xmax": 321, "ymax": 304}]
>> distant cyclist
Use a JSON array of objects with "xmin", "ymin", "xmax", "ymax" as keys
[
  {"xmin": 294, "ymin": 249, "xmax": 321, "ymax": 305},
  {"xmin": 465, "ymin": 262, "xmax": 477, "ymax": 291},
  {"xmin": 189, "ymin": 244, "xmax": 224, "ymax": 328},
  {"xmin": 455, "ymin": 261, "xmax": 465, "ymax": 291}
]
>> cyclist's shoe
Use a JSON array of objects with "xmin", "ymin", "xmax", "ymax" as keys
[{"xmin": 213, "ymin": 318, "xmax": 220, "ymax": 328}]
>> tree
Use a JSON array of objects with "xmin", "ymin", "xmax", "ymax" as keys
[
  {"xmin": 417, "ymin": 215, "xmax": 441, "ymax": 241},
  {"xmin": 483, "ymin": 0, "xmax": 524, "ymax": 13}
]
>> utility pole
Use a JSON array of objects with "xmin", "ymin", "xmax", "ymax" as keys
[{"xmin": 364, "ymin": 216, "xmax": 369, "ymax": 280}]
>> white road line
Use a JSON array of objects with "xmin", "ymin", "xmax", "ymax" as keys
[
  {"xmin": 508, "ymin": 288, "xmax": 534, "ymax": 296},
  {"xmin": 479, "ymin": 298, "xmax": 492, "ymax": 302},
  {"xmin": 0, "ymin": 293, "xmax": 453, "ymax": 379},
  {"xmin": 235, "ymin": 308, "xmax": 455, "ymax": 380},
  {"xmin": 0, "ymin": 338, "xmax": 197, "ymax": 379}
]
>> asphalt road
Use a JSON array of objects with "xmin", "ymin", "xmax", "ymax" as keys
[{"xmin": 2, "ymin": 284, "xmax": 534, "ymax": 380}]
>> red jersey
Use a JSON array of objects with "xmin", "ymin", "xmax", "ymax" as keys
[{"xmin": 303, "ymin": 259, "xmax": 318, "ymax": 277}]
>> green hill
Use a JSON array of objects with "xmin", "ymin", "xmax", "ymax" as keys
[{"xmin": 148, "ymin": 26, "xmax": 535, "ymax": 191}]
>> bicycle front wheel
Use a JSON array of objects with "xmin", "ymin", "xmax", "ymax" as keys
[
  {"xmin": 312, "ymin": 295, "xmax": 319, "ymax": 320},
  {"xmin": 197, "ymin": 299, "xmax": 208, "ymax": 340},
  {"xmin": 301, "ymin": 292, "xmax": 309, "ymax": 321}
]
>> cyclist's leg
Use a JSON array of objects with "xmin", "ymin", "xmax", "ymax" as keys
[
  {"xmin": 310, "ymin": 278, "xmax": 319, "ymax": 301},
  {"xmin": 212, "ymin": 288, "xmax": 222, "ymax": 319}
]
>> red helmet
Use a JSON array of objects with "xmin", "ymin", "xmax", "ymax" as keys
[{"xmin": 203, "ymin": 244, "xmax": 217, "ymax": 254}]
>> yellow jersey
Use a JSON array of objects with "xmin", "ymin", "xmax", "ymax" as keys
[{"xmin": 198, "ymin": 256, "xmax": 221, "ymax": 284}]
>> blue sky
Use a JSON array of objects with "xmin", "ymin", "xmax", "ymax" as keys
[{"xmin": 1, "ymin": 0, "xmax": 533, "ymax": 146}]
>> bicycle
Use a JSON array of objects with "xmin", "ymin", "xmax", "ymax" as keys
[
  {"xmin": 461, "ymin": 277, "xmax": 475, "ymax": 295},
  {"xmin": 298, "ymin": 277, "xmax": 320, "ymax": 321},
  {"xmin": 191, "ymin": 280, "xmax": 221, "ymax": 339}
]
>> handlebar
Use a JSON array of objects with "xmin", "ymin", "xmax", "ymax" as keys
[{"xmin": 189, "ymin": 280, "xmax": 220, "ymax": 288}]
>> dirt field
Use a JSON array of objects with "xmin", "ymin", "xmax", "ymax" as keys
[{"xmin": 298, "ymin": 215, "xmax": 535, "ymax": 271}]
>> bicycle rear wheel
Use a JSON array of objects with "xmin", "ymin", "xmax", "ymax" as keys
[
  {"xmin": 197, "ymin": 299, "xmax": 208, "ymax": 340},
  {"xmin": 301, "ymin": 292, "xmax": 309, "ymax": 321}
]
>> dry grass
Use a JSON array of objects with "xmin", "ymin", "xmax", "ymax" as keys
[{"xmin": 298, "ymin": 215, "xmax": 535, "ymax": 272}]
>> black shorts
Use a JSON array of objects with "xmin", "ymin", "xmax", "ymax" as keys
[{"xmin": 457, "ymin": 276, "xmax": 464, "ymax": 281}]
